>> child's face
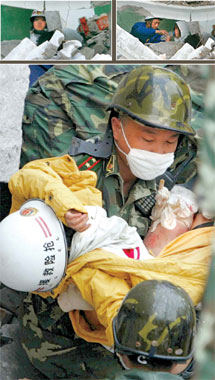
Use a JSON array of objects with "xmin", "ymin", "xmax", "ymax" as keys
[{"xmin": 144, "ymin": 221, "xmax": 189, "ymax": 257}]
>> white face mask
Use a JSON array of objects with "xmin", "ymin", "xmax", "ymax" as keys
[{"xmin": 115, "ymin": 122, "xmax": 175, "ymax": 180}]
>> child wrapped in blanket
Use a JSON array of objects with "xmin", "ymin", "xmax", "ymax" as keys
[{"xmin": 59, "ymin": 180, "xmax": 207, "ymax": 312}]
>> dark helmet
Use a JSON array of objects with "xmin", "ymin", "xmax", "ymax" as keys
[
  {"xmin": 107, "ymin": 66, "xmax": 195, "ymax": 136},
  {"xmin": 113, "ymin": 280, "xmax": 196, "ymax": 362},
  {"xmin": 30, "ymin": 10, "xmax": 46, "ymax": 23}
]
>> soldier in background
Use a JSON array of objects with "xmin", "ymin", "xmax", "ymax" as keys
[{"xmin": 106, "ymin": 280, "xmax": 196, "ymax": 380}]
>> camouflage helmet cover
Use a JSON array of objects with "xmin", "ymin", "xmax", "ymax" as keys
[
  {"xmin": 107, "ymin": 66, "xmax": 195, "ymax": 135},
  {"xmin": 113, "ymin": 280, "xmax": 196, "ymax": 361},
  {"xmin": 30, "ymin": 10, "xmax": 46, "ymax": 22}
]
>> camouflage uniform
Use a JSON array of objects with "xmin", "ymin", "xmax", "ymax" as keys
[{"xmin": 17, "ymin": 65, "xmax": 201, "ymax": 379}]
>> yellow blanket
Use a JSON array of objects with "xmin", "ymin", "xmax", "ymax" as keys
[{"xmin": 38, "ymin": 226, "xmax": 214, "ymax": 347}]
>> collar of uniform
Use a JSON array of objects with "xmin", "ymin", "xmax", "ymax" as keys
[{"xmin": 105, "ymin": 145, "xmax": 120, "ymax": 178}]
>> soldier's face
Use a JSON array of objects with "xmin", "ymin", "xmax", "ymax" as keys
[
  {"xmin": 112, "ymin": 116, "xmax": 179, "ymax": 156},
  {"xmin": 33, "ymin": 17, "xmax": 46, "ymax": 31}
]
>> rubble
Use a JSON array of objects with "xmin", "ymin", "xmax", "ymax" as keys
[
  {"xmin": 3, "ymin": 28, "xmax": 111, "ymax": 61},
  {"xmin": 187, "ymin": 45, "xmax": 210, "ymax": 59},
  {"xmin": 57, "ymin": 40, "xmax": 84, "ymax": 60},
  {"xmin": 117, "ymin": 25, "xmax": 162, "ymax": 59},
  {"xmin": 3, "ymin": 38, "xmax": 36, "ymax": 60},
  {"xmin": 0, "ymin": 65, "xmax": 29, "ymax": 182},
  {"xmin": 170, "ymin": 43, "xmax": 195, "ymax": 59},
  {"xmin": 92, "ymin": 53, "xmax": 112, "ymax": 60},
  {"xmin": 117, "ymin": 25, "xmax": 215, "ymax": 60}
]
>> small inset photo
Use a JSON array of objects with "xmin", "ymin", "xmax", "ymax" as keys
[
  {"xmin": 1, "ymin": 1, "xmax": 112, "ymax": 61},
  {"xmin": 116, "ymin": 0, "xmax": 215, "ymax": 60}
]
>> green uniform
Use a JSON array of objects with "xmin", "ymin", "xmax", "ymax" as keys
[
  {"xmin": 17, "ymin": 65, "xmax": 200, "ymax": 379},
  {"xmin": 104, "ymin": 369, "xmax": 182, "ymax": 380}
]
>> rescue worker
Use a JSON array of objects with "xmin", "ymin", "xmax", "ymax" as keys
[
  {"xmin": 173, "ymin": 21, "xmax": 190, "ymax": 43},
  {"xmin": 130, "ymin": 17, "xmax": 171, "ymax": 44},
  {"xmin": 30, "ymin": 10, "xmax": 55, "ymax": 46},
  {"xmin": 2, "ymin": 66, "xmax": 201, "ymax": 379},
  {"xmin": 108, "ymin": 280, "xmax": 196, "ymax": 380},
  {"xmin": 172, "ymin": 21, "xmax": 200, "ymax": 49}
]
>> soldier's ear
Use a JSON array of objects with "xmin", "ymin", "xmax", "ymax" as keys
[{"xmin": 111, "ymin": 117, "xmax": 121, "ymax": 140}]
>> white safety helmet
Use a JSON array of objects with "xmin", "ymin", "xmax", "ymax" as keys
[
  {"xmin": 30, "ymin": 10, "xmax": 46, "ymax": 22},
  {"xmin": 0, "ymin": 199, "xmax": 67, "ymax": 293}
]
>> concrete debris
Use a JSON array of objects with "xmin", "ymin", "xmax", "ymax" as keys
[
  {"xmin": 45, "ymin": 10, "xmax": 62, "ymax": 31},
  {"xmin": 1, "ymin": 40, "xmax": 23, "ymax": 59},
  {"xmin": 117, "ymin": 25, "xmax": 162, "ymax": 60},
  {"xmin": 147, "ymin": 41, "xmax": 184, "ymax": 59},
  {"xmin": 92, "ymin": 53, "xmax": 112, "ymax": 60},
  {"xmin": 187, "ymin": 44, "xmax": 210, "ymax": 59},
  {"xmin": 3, "ymin": 28, "xmax": 111, "ymax": 60},
  {"xmin": 117, "ymin": 25, "xmax": 215, "ymax": 60},
  {"xmin": 79, "ymin": 46, "xmax": 96, "ymax": 59},
  {"xmin": 57, "ymin": 40, "xmax": 84, "ymax": 60},
  {"xmin": 170, "ymin": 43, "xmax": 195, "ymax": 59},
  {"xmin": 48, "ymin": 30, "xmax": 65, "ymax": 48},
  {"xmin": 25, "ymin": 40, "xmax": 57, "ymax": 60},
  {"xmin": 160, "ymin": 1, "xmax": 215, "ymax": 6},
  {"xmin": 85, "ymin": 30, "xmax": 110, "ymax": 55},
  {"xmin": 3, "ymin": 38, "xmax": 36, "ymax": 60},
  {"xmin": 205, "ymin": 37, "xmax": 215, "ymax": 50},
  {"xmin": 0, "ymin": 65, "xmax": 30, "ymax": 182}
]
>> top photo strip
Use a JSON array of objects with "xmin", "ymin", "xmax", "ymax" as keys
[
  {"xmin": 116, "ymin": 0, "xmax": 215, "ymax": 60},
  {"xmin": 1, "ymin": 1, "xmax": 112, "ymax": 61}
]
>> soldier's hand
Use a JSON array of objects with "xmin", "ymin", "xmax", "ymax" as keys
[
  {"xmin": 156, "ymin": 29, "xmax": 168, "ymax": 36},
  {"xmin": 65, "ymin": 209, "xmax": 90, "ymax": 232}
]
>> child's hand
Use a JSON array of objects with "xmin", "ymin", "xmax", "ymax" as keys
[{"xmin": 65, "ymin": 209, "xmax": 90, "ymax": 232}]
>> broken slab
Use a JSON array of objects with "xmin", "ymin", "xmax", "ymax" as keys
[
  {"xmin": 170, "ymin": 42, "xmax": 194, "ymax": 60},
  {"xmin": 147, "ymin": 41, "xmax": 184, "ymax": 59},
  {"xmin": 187, "ymin": 45, "xmax": 211, "ymax": 59},
  {"xmin": 49, "ymin": 30, "xmax": 65, "ymax": 48},
  {"xmin": 45, "ymin": 10, "xmax": 62, "ymax": 31},
  {"xmin": 3, "ymin": 38, "xmax": 36, "ymax": 60},
  {"xmin": 92, "ymin": 53, "xmax": 112, "ymax": 60},
  {"xmin": 117, "ymin": 24, "xmax": 160, "ymax": 60},
  {"xmin": 80, "ymin": 46, "xmax": 96, "ymax": 60},
  {"xmin": 57, "ymin": 41, "xmax": 84, "ymax": 59},
  {"xmin": 205, "ymin": 37, "xmax": 215, "ymax": 50},
  {"xmin": 25, "ymin": 30, "xmax": 65, "ymax": 60},
  {"xmin": 0, "ymin": 65, "xmax": 30, "ymax": 182},
  {"xmin": 1, "ymin": 40, "xmax": 22, "ymax": 59}
]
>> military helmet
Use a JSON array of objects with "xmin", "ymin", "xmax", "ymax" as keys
[
  {"xmin": 107, "ymin": 66, "xmax": 195, "ymax": 135},
  {"xmin": 113, "ymin": 280, "xmax": 196, "ymax": 361},
  {"xmin": 30, "ymin": 10, "xmax": 46, "ymax": 22}
]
